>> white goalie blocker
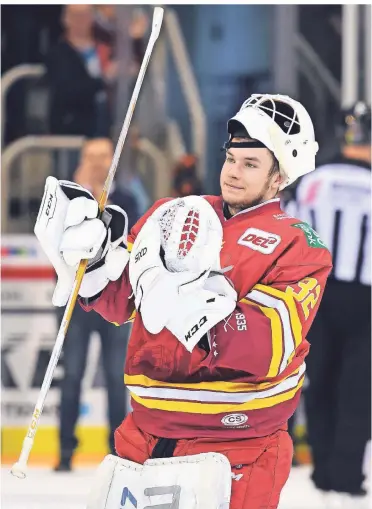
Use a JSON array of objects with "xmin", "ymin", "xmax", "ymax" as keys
[
  {"xmin": 86, "ymin": 453, "xmax": 232, "ymax": 509},
  {"xmin": 33, "ymin": 176, "xmax": 92, "ymax": 306},
  {"xmin": 34, "ymin": 176, "xmax": 129, "ymax": 306}
]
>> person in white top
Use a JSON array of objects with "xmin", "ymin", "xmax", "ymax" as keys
[{"xmin": 292, "ymin": 102, "xmax": 371, "ymax": 509}]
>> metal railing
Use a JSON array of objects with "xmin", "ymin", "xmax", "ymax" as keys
[
  {"xmin": 164, "ymin": 9, "xmax": 207, "ymax": 179},
  {"xmin": 364, "ymin": 5, "xmax": 371, "ymax": 104},
  {"xmin": 1, "ymin": 64, "xmax": 46, "ymax": 147},
  {"xmin": 295, "ymin": 33, "xmax": 341, "ymax": 103},
  {"xmin": 1, "ymin": 136, "xmax": 84, "ymax": 233},
  {"xmin": 1, "ymin": 136, "xmax": 170, "ymax": 233},
  {"xmin": 136, "ymin": 137, "xmax": 171, "ymax": 199},
  {"xmin": 1, "ymin": 8, "xmax": 206, "ymax": 176}
]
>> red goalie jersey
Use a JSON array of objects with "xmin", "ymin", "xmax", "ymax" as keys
[{"xmin": 82, "ymin": 196, "xmax": 332, "ymax": 439}]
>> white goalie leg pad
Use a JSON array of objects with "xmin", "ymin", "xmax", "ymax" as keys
[{"xmin": 86, "ymin": 452, "xmax": 231, "ymax": 509}]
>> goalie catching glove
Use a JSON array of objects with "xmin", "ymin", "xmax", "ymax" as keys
[
  {"xmin": 34, "ymin": 176, "xmax": 129, "ymax": 306},
  {"xmin": 129, "ymin": 196, "xmax": 237, "ymax": 352}
]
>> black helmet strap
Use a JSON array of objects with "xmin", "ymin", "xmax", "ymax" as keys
[{"xmin": 222, "ymin": 140, "xmax": 267, "ymax": 151}]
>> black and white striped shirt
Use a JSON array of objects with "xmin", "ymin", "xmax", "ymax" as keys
[{"xmin": 286, "ymin": 158, "xmax": 371, "ymax": 286}]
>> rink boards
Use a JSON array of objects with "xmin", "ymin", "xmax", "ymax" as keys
[{"xmin": 1, "ymin": 235, "xmax": 112, "ymax": 465}]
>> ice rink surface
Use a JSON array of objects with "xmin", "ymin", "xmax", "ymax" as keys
[{"xmin": 1, "ymin": 464, "xmax": 340, "ymax": 509}]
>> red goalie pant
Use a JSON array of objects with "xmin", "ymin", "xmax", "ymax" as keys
[{"xmin": 115, "ymin": 414, "xmax": 293, "ymax": 509}]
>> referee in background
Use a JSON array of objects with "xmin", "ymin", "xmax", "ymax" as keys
[{"xmin": 290, "ymin": 102, "xmax": 371, "ymax": 508}]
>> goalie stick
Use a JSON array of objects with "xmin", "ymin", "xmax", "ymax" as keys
[{"xmin": 11, "ymin": 6, "xmax": 164, "ymax": 479}]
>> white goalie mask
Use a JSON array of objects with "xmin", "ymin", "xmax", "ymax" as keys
[{"xmin": 226, "ymin": 94, "xmax": 319, "ymax": 190}]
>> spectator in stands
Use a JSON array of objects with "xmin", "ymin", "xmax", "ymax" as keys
[
  {"xmin": 172, "ymin": 154, "xmax": 203, "ymax": 197},
  {"xmin": 127, "ymin": 8, "xmax": 149, "ymax": 82},
  {"xmin": 93, "ymin": 5, "xmax": 117, "ymax": 48},
  {"xmin": 1, "ymin": 5, "xmax": 63, "ymax": 144},
  {"xmin": 74, "ymin": 137, "xmax": 139, "ymax": 227},
  {"xmin": 46, "ymin": 4, "xmax": 116, "ymax": 139},
  {"xmin": 55, "ymin": 137, "xmax": 139, "ymax": 472},
  {"xmin": 119, "ymin": 126, "xmax": 151, "ymax": 216},
  {"xmin": 93, "ymin": 6, "xmax": 148, "ymax": 83}
]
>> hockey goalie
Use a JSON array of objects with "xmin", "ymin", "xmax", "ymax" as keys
[{"xmin": 35, "ymin": 94, "xmax": 332, "ymax": 509}]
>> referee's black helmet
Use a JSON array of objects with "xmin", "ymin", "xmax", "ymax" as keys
[{"xmin": 340, "ymin": 102, "xmax": 371, "ymax": 146}]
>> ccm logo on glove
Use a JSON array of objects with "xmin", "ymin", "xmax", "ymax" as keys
[
  {"xmin": 135, "ymin": 247, "xmax": 147, "ymax": 263},
  {"xmin": 185, "ymin": 316, "xmax": 207, "ymax": 341},
  {"xmin": 45, "ymin": 193, "xmax": 55, "ymax": 216},
  {"xmin": 238, "ymin": 228, "xmax": 281, "ymax": 254}
]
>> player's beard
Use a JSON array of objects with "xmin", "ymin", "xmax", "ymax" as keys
[{"xmin": 224, "ymin": 177, "xmax": 274, "ymax": 214}]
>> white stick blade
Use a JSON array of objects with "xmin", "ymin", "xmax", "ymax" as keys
[{"xmin": 152, "ymin": 7, "xmax": 164, "ymax": 40}]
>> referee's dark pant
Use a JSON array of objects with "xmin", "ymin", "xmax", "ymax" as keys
[{"xmin": 305, "ymin": 280, "xmax": 371, "ymax": 494}]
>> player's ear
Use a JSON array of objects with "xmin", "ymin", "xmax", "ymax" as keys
[{"xmin": 270, "ymin": 167, "xmax": 282, "ymax": 189}]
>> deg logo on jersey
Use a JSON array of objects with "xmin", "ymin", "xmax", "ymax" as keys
[{"xmin": 238, "ymin": 228, "xmax": 281, "ymax": 254}]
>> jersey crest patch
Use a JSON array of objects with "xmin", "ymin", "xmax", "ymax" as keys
[
  {"xmin": 292, "ymin": 222, "xmax": 327, "ymax": 249},
  {"xmin": 238, "ymin": 228, "xmax": 281, "ymax": 254}
]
